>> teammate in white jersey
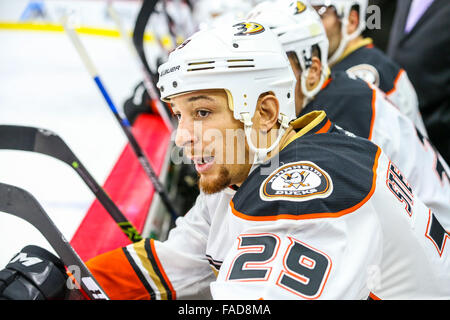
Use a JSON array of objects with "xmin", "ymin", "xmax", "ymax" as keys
[
  {"xmin": 2, "ymin": 20, "xmax": 449, "ymax": 300},
  {"xmin": 247, "ymin": 0, "xmax": 450, "ymax": 229}
]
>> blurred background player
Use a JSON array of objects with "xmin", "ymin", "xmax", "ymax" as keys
[{"xmin": 307, "ymin": 0, "xmax": 428, "ymax": 137}]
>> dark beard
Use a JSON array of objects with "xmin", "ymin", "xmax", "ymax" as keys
[{"xmin": 198, "ymin": 166, "xmax": 232, "ymax": 194}]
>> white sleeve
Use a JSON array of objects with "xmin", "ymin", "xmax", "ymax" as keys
[
  {"xmin": 210, "ymin": 210, "xmax": 383, "ymax": 300},
  {"xmin": 386, "ymin": 70, "xmax": 428, "ymax": 137},
  {"xmin": 150, "ymin": 192, "xmax": 216, "ymax": 299},
  {"xmin": 87, "ymin": 192, "xmax": 216, "ymax": 300}
]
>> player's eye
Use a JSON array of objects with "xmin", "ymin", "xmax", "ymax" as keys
[{"xmin": 196, "ymin": 110, "xmax": 211, "ymax": 118}]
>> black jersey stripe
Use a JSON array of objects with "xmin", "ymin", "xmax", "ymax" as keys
[
  {"xmin": 122, "ymin": 247, "xmax": 156, "ymax": 299},
  {"xmin": 206, "ymin": 254, "xmax": 223, "ymax": 270},
  {"xmin": 145, "ymin": 239, "xmax": 174, "ymax": 300}
]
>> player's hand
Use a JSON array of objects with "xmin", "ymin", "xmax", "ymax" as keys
[{"xmin": 0, "ymin": 245, "xmax": 68, "ymax": 300}]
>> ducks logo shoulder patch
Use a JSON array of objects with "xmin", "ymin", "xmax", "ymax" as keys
[
  {"xmin": 346, "ymin": 64, "xmax": 380, "ymax": 87},
  {"xmin": 260, "ymin": 161, "xmax": 333, "ymax": 202}
]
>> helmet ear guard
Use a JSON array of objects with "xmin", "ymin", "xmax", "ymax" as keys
[
  {"xmin": 291, "ymin": 44, "xmax": 329, "ymax": 109},
  {"xmin": 157, "ymin": 22, "xmax": 297, "ymax": 164}
]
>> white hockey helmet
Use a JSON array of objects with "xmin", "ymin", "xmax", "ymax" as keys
[
  {"xmin": 309, "ymin": 0, "xmax": 368, "ymax": 64},
  {"xmin": 157, "ymin": 22, "xmax": 296, "ymax": 163},
  {"xmin": 247, "ymin": 1, "xmax": 329, "ymax": 106}
]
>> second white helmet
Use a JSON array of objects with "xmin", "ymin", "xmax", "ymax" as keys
[{"xmin": 247, "ymin": 0, "xmax": 329, "ymax": 105}]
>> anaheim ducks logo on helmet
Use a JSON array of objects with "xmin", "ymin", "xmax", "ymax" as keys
[
  {"xmin": 294, "ymin": 1, "xmax": 307, "ymax": 14},
  {"xmin": 233, "ymin": 22, "xmax": 265, "ymax": 36},
  {"xmin": 260, "ymin": 161, "xmax": 333, "ymax": 202}
]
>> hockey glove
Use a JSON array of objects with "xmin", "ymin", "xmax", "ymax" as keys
[{"xmin": 0, "ymin": 245, "xmax": 68, "ymax": 300}]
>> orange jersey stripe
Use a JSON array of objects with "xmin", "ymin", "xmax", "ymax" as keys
[
  {"xmin": 369, "ymin": 292, "xmax": 381, "ymax": 300},
  {"xmin": 150, "ymin": 239, "xmax": 177, "ymax": 300},
  {"xmin": 86, "ymin": 247, "xmax": 152, "ymax": 300},
  {"xmin": 385, "ymin": 69, "xmax": 404, "ymax": 96},
  {"xmin": 321, "ymin": 77, "xmax": 332, "ymax": 90},
  {"xmin": 368, "ymin": 88, "xmax": 377, "ymax": 141},
  {"xmin": 315, "ymin": 119, "xmax": 332, "ymax": 134}
]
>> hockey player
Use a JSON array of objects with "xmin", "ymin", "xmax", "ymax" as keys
[
  {"xmin": 307, "ymin": 0, "xmax": 428, "ymax": 136},
  {"xmin": 247, "ymin": 1, "xmax": 450, "ymax": 229},
  {"xmin": 2, "ymin": 21, "xmax": 449, "ymax": 300}
]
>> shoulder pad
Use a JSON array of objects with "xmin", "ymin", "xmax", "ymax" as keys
[
  {"xmin": 333, "ymin": 46, "xmax": 401, "ymax": 93},
  {"xmin": 231, "ymin": 133, "xmax": 381, "ymax": 221},
  {"xmin": 303, "ymin": 72, "xmax": 375, "ymax": 139}
]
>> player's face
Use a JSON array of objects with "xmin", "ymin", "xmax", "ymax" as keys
[
  {"xmin": 314, "ymin": 5, "xmax": 342, "ymax": 58},
  {"xmin": 171, "ymin": 89, "xmax": 252, "ymax": 194}
]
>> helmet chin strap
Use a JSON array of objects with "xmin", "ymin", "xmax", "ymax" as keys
[
  {"xmin": 240, "ymin": 112, "xmax": 290, "ymax": 164},
  {"xmin": 328, "ymin": 12, "xmax": 362, "ymax": 66}
]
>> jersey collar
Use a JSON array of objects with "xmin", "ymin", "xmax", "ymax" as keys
[
  {"xmin": 331, "ymin": 37, "xmax": 373, "ymax": 67},
  {"xmin": 282, "ymin": 110, "xmax": 332, "ymax": 150}
]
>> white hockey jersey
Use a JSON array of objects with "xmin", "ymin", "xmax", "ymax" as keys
[
  {"xmin": 301, "ymin": 71, "xmax": 450, "ymax": 229},
  {"xmin": 86, "ymin": 111, "xmax": 450, "ymax": 300}
]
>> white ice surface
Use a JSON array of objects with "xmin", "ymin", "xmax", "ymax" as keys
[{"xmin": 0, "ymin": 28, "xmax": 146, "ymax": 267}]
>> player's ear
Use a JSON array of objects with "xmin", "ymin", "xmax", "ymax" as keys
[
  {"xmin": 306, "ymin": 57, "xmax": 322, "ymax": 90},
  {"xmin": 347, "ymin": 8, "xmax": 359, "ymax": 34},
  {"xmin": 256, "ymin": 92, "xmax": 279, "ymax": 133}
]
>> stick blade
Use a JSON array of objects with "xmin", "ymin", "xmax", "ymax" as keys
[
  {"xmin": 0, "ymin": 125, "xmax": 37, "ymax": 152},
  {"xmin": 0, "ymin": 182, "xmax": 109, "ymax": 300},
  {"xmin": 0, "ymin": 125, "xmax": 75, "ymax": 165}
]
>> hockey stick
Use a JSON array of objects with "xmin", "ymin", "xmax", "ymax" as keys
[
  {"xmin": 106, "ymin": 2, "xmax": 174, "ymax": 132},
  {"xmin": 132, "ymin": 0, "xmax": 159, "ymax": 81},
  {"xmin": 0, "ymin": 125, "xmax": 143, "ymax": 243},
  {"xmin": 61, "ymin": 16, "xmax": 180, "ymax": 221},
  {"xmin": 161, "ymin": 0, "xmax": 179, "ymax": 46},
  {"xmin": 0, "ymin": 182, "xmax": 109, "ymax": 300}
]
